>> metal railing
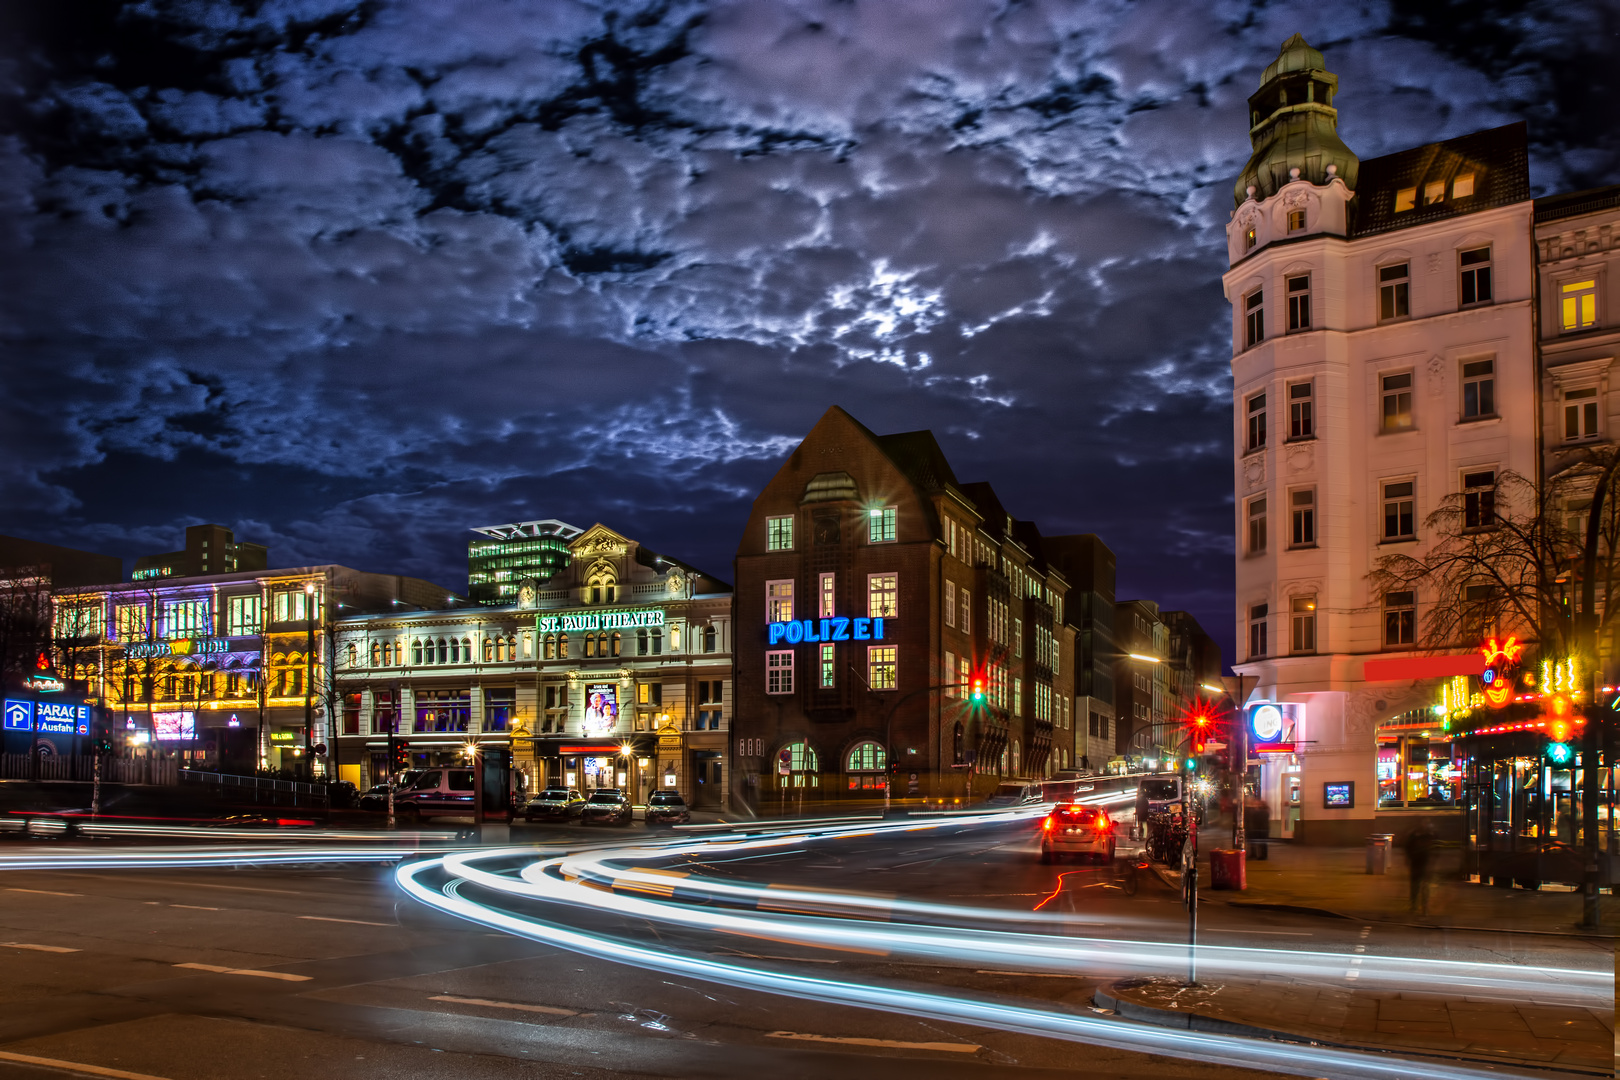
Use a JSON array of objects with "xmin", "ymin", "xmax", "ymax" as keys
[{"xmin": 0, "ymin": 755, "xmax": 178, "ymax": 786}]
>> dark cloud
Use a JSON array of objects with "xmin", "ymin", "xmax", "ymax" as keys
[{"xmin": 2, "ymin": 0, "xmax": 1617, "ymax": 663}]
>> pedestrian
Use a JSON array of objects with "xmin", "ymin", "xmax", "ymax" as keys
[{"xmin": 1404, "ymin": 820, "xmax": 1435, "ymax": 914}]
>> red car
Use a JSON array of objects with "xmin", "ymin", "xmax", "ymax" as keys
[{"xmin": 1040, "ymin": 804, "xmax": 1116, "ymax": 864}]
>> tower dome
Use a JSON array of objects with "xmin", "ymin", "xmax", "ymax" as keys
[{"xmin": 1233, "ymin": 34, "xmax": 1359, "ymax": 207}]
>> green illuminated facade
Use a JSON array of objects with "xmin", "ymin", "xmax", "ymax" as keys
[{"xmin": 467, "ymin": 520, "xmax": 583, "ymax": 606}]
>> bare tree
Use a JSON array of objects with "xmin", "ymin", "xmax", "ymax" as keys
[{"xmin": 0, "ymin": 570, "xmax": 51, "ymax": 687}]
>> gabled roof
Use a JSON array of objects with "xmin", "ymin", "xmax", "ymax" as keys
[
  {"xmin": 1349, "ymin": 122, "xmax": 1529, "ymax": 238},
  {"xmin": 875, "ymin": 430, "xmax": 960, "ymax": 495}
]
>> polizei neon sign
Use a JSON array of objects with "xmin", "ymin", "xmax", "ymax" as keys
[
  {"xmin": 536, "ymin": 609, "xmax": 665, "ymax": 633},
  {"xmin": 768, "ymin": 617, "xmax": 887, "ymax": 645}
]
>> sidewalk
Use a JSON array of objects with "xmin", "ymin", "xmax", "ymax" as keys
[
  {"xmin": 1161, "ymin": 827, "xmax": 1620, "ymax": 936},
  {"xmin": 1096, "ymin": 974, "xmax": 1614, "ymax": 1074}
]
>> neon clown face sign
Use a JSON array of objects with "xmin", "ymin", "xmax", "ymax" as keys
[{"xmin": 1479, "ymin": 635, "xmax": 1523, "ymax": 708}]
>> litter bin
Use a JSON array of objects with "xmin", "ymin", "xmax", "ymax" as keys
[
  {"xmin": 1210, "ymin": 847, "xmax": 1247, "ymax": 891},
  {"xmin": 1366, "ymin": 833, "xmax": 1394, "ymax": 875}
]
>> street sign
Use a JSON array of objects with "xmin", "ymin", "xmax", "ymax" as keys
[{"xmin": 3, "ymin": 700, "xmax": 32, "ymax": 731}]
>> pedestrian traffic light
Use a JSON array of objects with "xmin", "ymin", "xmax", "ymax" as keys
[
  {"xmin": 1184, "ymin": 757, "xmax": 1197, "ymax": 770},
  {"xmin": 1546, "ymin": 740, "xmax": 1574, "ymax": 765}
]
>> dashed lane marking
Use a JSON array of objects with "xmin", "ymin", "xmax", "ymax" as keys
[
  {"xmin": 298, "ymin": 915, "xmax": 392, "ymax": 926},
  {"xmin": 0, "ymin": 941, "xmax": 80, "ymax": 953},
  {"xmin": 173, "ymin": 962, "xmax": 312, "ymax": 982},
  {"xmin": 430, "ymin": 994, "xmax": 578, "ymax": 1017},
  {"xmin": 720, "ymin": 950, "xmax": 840, "ymax": 964},
  {"xmin": 0, "ymin": 1050, "xmax": 172, "ymax": 1080},
  {"xmin": 6, "ymin": 887, "xmax": 82, "ymax": 897},
  {"xmin": 169, "ymin": 904, "xmax": 220, "ymax": 911},
  {"xmin": 768, "ymin": 1031, "xmax": 980, "ymax": 1054}
]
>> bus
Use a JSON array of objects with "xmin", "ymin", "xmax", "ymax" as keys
[{"xmin": 1136, "ymin": 775, "xmax": 1183, "ymax": 825}]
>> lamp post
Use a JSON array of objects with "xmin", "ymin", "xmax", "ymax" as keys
[
  {"xmin": 1217, "ymin": 675, "xmax": 1259, "ymax": 856},
  {"xmin": 303, "ymin": 581, "xmax": 315, "ymax": 783}
]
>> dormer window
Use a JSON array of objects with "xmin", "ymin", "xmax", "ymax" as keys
[
  {"xmin": 1394, "ymin": 187, "xmax": 1416, "ymax": 213},
  {"xmin": 1452, "ymin": 173, "xmax": 1475, "ymax": 199},
  {"xmin": 1424, "ymin": 180, "xmax": 1445, "ymax": 205},
  {"xmin": 1287, "ymin": 209, "xmax": 1305, "ymax": 233}
]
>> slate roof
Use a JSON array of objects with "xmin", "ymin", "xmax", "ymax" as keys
[{"xmin": 1349, "ymin": 122, "xmax": 1529, "ymax": 238}]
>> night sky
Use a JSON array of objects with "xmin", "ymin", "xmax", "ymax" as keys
[{"xmin": 3, "ymin": 1, "xmax": 1617, "ymax": 665}]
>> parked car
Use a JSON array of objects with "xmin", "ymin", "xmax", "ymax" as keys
[
  {"xmin": 394, "ymin": 768, "xmax": 476, "ymax": 821},
  {"xmin": 644, "ymin": 789, "xmax": 690, "ymax": 826},
  {"xmin": 357, "ymin": 784, "xmax": 392, "ymax": 810},
  {"xmin": 524, "ymin": 788, "xmax": 586, "ymax": 821},
  {"xmin": 1040, "ymin": 803, "xmax": 1116, "ymax": 864},
  {"xmin": 984, "ymin": 782, "xmax": 1043, "ymax": 808},
  {"xmin": 580, "ymin": 789, "xmax": 633, "ymax": 826}
]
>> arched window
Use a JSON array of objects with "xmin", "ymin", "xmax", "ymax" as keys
[
  {"xmin": 1011, "ymin": 741, "xmax": 1021, "ymax": 777},
  {"xmin": 412, "ymin": 639, "xmax": 423, "ymax": 665},
  {"xmin": 649, "ymin": 628, "xmax": 663, "ymax": 655},
  {"xmin": 544, "ymin": 634, "xmax": 555, "ymax": 660},
  {"xmin": 462, "ymin": 637, "xmax": 472, "ymax": 662},
  {"xmin": 669, "ymin": 624, "xmax": 681, "ymax": 651},
  {"xmin": 703, "ymin": 625, "xmax": 717, "ymax": 652},
  {"xmin": 437, "ymin": 638, "xmax": 448, "ymax": 664},
  {"xmin": 371, "ymin": 642, "xmax": 381, "ymax": 667},
  {"xmin": 507, "ymin": 636, "xmax": 517, "ymax": 661},
  {"xmin": 483, "ymin": 637, "xmax": 493, "ymax": 662},
  {"xmin": 346, "ymin": 643, "xmax": 357, "ymax": 668},
  {"xmin": 584, "ymin": 634, "xmax": 596, "ymax": 658},
  {"xmin": 611, "ymin": 632, "xmax": 621, "ymax": 657},
  {"xmin": 845, "ymin": 741, "xmax": 887, "ymax": 792},
  {"xmin": 558, "ymin": 634, "xmax": 569, "ymax": 659},
  {"xmin": 999, "ymin": 745, "xmax": 1009, "ymax": 776},
  {"xmin": 777, "ymin": 741, "xmax": 820, "ymax": 789},
  {"xmin": 637, "ymin": 629, "xmax": 648, "ymax": 655},
  {"xmin": 384, "ymin": 641, "xmax": 394, "ymax": 666}
]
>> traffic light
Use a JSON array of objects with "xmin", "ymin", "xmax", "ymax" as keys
[
  {"xmin": 970, "ymin": 676, "xmax": 986, "ymax": 703},
  {"xmin": 391, "ymin": 741, "xmax": 412, "ymax": 770},
  {"xmin": 1184, "ymin": 757, "xmax": 1197, "ymax": 770},
  {"xmin": 1546, "ymin": 740, "xmax": 1574, "ymax": 765}
]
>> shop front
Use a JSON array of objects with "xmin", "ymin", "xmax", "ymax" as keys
[{"xmin": 537, "ymin": 736, "xmax": 655, "ymax": 796}]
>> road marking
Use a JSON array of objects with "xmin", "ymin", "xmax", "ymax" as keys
[
  {"xmin": 174, "ymin": 962, "xmax": 311, "ymax": 982},
  {"xmin": 0, "ymin": 941, "xmax": 80, "ymax": 953},
  {"xmin": 430, "ymin": 994, "xmax": 577, "ymax": 1016},
  {"xmin": 170, "ymin": 904, "xmax": 220, "ymax": 911},
  {"xmin": 6, "ymin": 887, "xmax": 82, "ymax": 897},
  {"xmin": 975, "ymin": 970, "xmax": 1083, "ymax": 979},
  {"xmin": 298, "ymin": 915, "xmax": 391, "ymax": 926},
  {"xmin": 722, "ymin": 950, "xmax": 840, "ymax": 964},
  {"xmin": 0, "ymin": 1050, "xmax": 172, "ymax": 1079},
  {"xmin": 768, "ymin": 1031, "xmax": 979, "ymax": 1054},
  {"xmin": 1201, "ymin": 928, "xmax": 1312, "ymax": 936}
]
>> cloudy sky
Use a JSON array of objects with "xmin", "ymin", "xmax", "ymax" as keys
[{"xmin": 2, "ymin": 0, "xmax": 1617, "ymax": 663}]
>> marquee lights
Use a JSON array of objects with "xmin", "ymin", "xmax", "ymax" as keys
[
  {"xmin": 126, "ymin": 638, "xmax": 237, "ymax": 659},
  {"xmin": 767, "ymin": 616, "xmax": 886, "ymax": 645}
]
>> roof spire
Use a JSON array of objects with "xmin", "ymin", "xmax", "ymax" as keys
[{"xmin": 1233, "ymin": 34, "xmax": 1359, "ymax": 207}]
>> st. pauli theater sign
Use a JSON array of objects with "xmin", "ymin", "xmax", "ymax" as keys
[
  {"xmin": 767, "ymin": 616, "xmax": 888, "ymax": 645},
  {"xmin": 536, "ymin": 609, "xmax": 665, "ymax": 633}
]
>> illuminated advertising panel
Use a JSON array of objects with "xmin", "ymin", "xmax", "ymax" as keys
[
  {"xmin": 1245, "ymin": 701, "xmax": 1304, "ymax": 745},
  {"xmin": 583, "ymin": 684, "xmax": 619, "ymax": 735},
  {"xmin": 34, "ymin": 701, "xmax": 90, "ymax": 736},
  {"xmin": 152, "ymin": 711, "xmax": 196, "ymax": 740},
  {"xmin": 125, "ymin": 638, "xmax": 239, "ymax": 660}
]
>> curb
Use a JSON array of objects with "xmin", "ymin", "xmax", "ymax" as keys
[{"xmin": 1091, "ymin": 983, "xmax": 1613, "ymax": 1078}]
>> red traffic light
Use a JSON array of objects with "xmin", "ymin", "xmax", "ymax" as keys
[{"xmin": 970, "ymin": 677, "xmax": 986, "ymax": 703}]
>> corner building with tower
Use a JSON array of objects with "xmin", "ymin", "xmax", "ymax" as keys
[
  {"xmin": 732, "ymin": 407, "xmax": 1087, "ymax": 812},
  {"xmin": 1227, "ymin": 35, "xmax": 1620, "ymax": 848}
]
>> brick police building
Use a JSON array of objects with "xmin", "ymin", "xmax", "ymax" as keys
[{"xmin": 733, "ymin": 407, "xmax": 1081, "ymax": 812}]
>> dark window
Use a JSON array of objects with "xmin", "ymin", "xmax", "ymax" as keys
[
  {"xmin": 1459, "ymin": 247, "xmax": 1492, "ymax": 306},
  {"xmin": 1379, "ymin": 263, "xmax": 1409, "ymax": 320},
  {"xmin": 1381, "ymin": 372, "xmax": 1413, "ymax": 432},
  {"xmin": 1383, "ymin": 481, "xmax": 1415, "ymax": 540},
  {"xmin": 1290, "ymin": 489, "xmax": 1316, "ymax": 546},
  {"xmin": 1384, "ymin": 591, "xmax": 1415, "ymax": 646},
  {"xmin": 1461, "ymin": 359, "xmax": 1494, "ymax": 419},
  {"xmin": 1287, "ymin": 274, "xmax": 1311, "ymax": 331},
  {"xmin": 1463, "ymin": 470, "xmax": 1496, "ymax": 529},
  {"xmin": 1564, "ymin": 388, "xmax": 1599, "ymax": 440},
  {"xmin": 1246, "ymin": 392, "xmax": 1267, "ymax": 451},
  {"xmin": 1289, "ymin": 381, "xmax": 1313, "ymax": 439},
  {"xmin": 1245, "ymin": 289, "xmax": 1265, "ymax": 347},
  {"xmin": 1248, "ymin": 603, "xmax": 1268, "ymax": 659}
]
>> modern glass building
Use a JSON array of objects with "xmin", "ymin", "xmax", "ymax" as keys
[{"xmin": 467, "ymin": 520, "xmax": 583, "ymax": 606}]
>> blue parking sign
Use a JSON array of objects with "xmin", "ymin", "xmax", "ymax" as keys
[{"xmin": 3, "ymin": 700, "xmax": 32, "ymax": 731}]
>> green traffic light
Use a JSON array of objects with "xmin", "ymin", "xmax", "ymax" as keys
[{"xmin": 1546, "ymin": 741, "xmax": 1574, "ymax": 765}]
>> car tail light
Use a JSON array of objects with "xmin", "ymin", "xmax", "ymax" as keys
[{"xmin": 1043, "ymin": 817, "xmax": 1053, "ymax": 831}]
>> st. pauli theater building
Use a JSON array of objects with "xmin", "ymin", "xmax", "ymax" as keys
[
  {"xmin": 733, "ymin": 406, "xmax": 1080, "ymax": 813},
  {"xmin": 1392, "ymin": 636, "xmax": 1620, "ymax": 890}
]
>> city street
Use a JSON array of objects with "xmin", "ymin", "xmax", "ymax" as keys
[{"xmin": 0, "ymin": 809, "xmax": 1608, "ymax": 1080}]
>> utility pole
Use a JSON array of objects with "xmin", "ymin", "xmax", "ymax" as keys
[
  {"xmin": 1222, "ymin": 674, "xmax": 1258, "ymax": 857},
  {"xmin": 1575, "ymin": 457, "xmax": 1618, "ymax": 930}
]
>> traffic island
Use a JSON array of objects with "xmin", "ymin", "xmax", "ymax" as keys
[{"xmin": 1094, "ymin": 976, "xmax": 1614, "ymax": 1074}]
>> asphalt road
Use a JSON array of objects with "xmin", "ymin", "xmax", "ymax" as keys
[{"xmin": 0, "ymin": 815, "xmax": 1602, "ymax": 1080}]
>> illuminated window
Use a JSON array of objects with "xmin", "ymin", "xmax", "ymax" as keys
[
  {"xmin": 1286, "ymin": 274, "xmax": 1311, "ymax": 332},
  {"xmin": 226, "ymin": 595, "xmax": 261, "ymax": 636},
  {"xmin": 1247, "ymin": 497, "xmax": 1267, "ymax": 554},
  {"xmin": 820, "ymin": 642, "xmax": 835, "ymax": 688},
  {"xmin": 960, "ymin": 589, "xmax": 971, "ymax": 634},
  {"xmin": 1290, "ymin": 488, "xmax": 1316, "ymax": 547},
  {"xmin": 869, "ymin": 507, "xmax": 897, "ymax": 543},
  {"xmin": 1246, "ymin": 391, "xmax": 1267, "ymax": 451},
  {"xmin": 1287, "ymin": 209, "xmax": 1305, "ymax": 233},
  {"xmin": 1459, "ymin": 247, "xmax": 1492, "ymax": 306},
  {"xmin": 371, "ymin": 641, "xmax": 382, "ymax": 667},
  {"xmin": 1378, "ymin": 263, "xmax": 1409, "ymax": 320},
  {"xmin": 1452, "ymin": 173, "xmax": 1475, "ymax": 199},
  {"xmin": 778, "ymin": 740, "xmax": 818, "ymax": 787},
  {"xmin": 867, "ymin": 573, "xmax": 898, "ymax": 618},
  {"xmin": 345, "ymin": 643, "xmax": 357, "ymax": 668},
  {"xmin": 1394, "ymin": 187, "xmax": 1416, "ymax": 213},
  {"xmin": 846, "ymin": 741, "xmax": 886, "ymax": 787},
  {"xmin": 819, "ymin": 572, "xmax": 835, "ymax": 618},
  {"xmin": 1290, "ymin": 596, "xmax": 1317, "ymax": 654},
  {"xmin": 1244, "ymin": 288, "xmax": 1264, "ymax": 347},
  {"xmin": 1460, "ymin": 359, "xmax": 1494, "ymax": 420},
  {"xmin": 1423, "ymin": 179, "xmax": 1445, "ymax": 205},
  {"xmin": 945, "ymin": 580, "xmax": 956, "ymax": 627},
  {"xmin": 1564, "ymin": 387, "xmax": 1599, "ymax": 441},
  {"xmin": 162, "ymin": 599, "xmax": 209, "ymax": 640},
  {"xmin": 115, "ymin": 604, "xmax": 149, "ymax": 641},
  {"xmin": 1384, "ymin": 591, "xmax": 1415, "ymax": 646},
  {"xmin": 766, "ymin": 516, "xmax": 794, "ymax": 551},
  {"xmin": 766, "ymin": 650, "xmax": 794, "ymax": 694},
  {"xmin": 1288, "ymin": 381, "xmax": 1313, "ymax": 439},
  {"xmin": 868, "ymin": 646, "xmax": 897, "ymax": 690},
  {"xmin": 767, "ymin": 580, "xmax": 794, "ymax": 623},
  {"xmin": 272, "ymin": 590, "xmax": 315, "ymax": 623},
  {"xmin": 1381, "ymin": 372, "xmax": 1413, "ymax": 432},
  {"xmin": 558, "ymin": 633, "xmax": 569, "ymax": 659},
  {"xmin": 1248, "ymin": 603, "xmax": 1268, "ymax": 659},
  {"xmin": 543, "ymin": 634, "xmax": 556, "ymax": 659},
  {"xmin": 1561, "ymin": 279, "xmax": 1597, "ymax": 332},
  {"xmin": 1382, "ymin": 480, "xmax": 1415, "ymax": 540},
  {"xmin": 1463, "ymin": 470, "xmax": 1496, "ymax": 530},
  {"xmin": 1244, "ymin": 226, "xmax": 1256, "ymax": 250}
]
